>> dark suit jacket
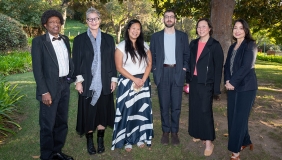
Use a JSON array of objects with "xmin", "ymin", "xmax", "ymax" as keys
[
  {"xmin": 186, "ymin": 37, "xmax": 224, "ymax": 95},
  {"xmin": 150, "ymin": 29, "xmax": 190, "ymax": 86},
  {"xmin": 72, "ymin": 32, "xmax": 117, "ymax": 97},
  {"xmin": 224, "ymin": 40, "xmax": 258, "ymax": 92},
  {"xmin": 31, "ymin": 33, "xmax": 74, "ymax": 101}
]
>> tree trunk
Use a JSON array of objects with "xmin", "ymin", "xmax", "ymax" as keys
[
  {"xmin": 116, "ymin": 25, "xmax": 122, "ymax": 44},
  {"xmin": 210, "ymin": 0, "xmax": 235, "ymax": 91},
  {"xmin": 61, "ymin": 0, "xmax": 68, "ymax": 34},
  {"xmin": 210, "ymin": 0, "xmax": 235, "ymax": 62}
]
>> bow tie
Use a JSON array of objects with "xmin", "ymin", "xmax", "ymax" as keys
[{"xmin": 52, "ymin": 37, "xmax": 62, "ymax": 41}]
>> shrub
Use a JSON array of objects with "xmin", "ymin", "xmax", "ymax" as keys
[
  {"xmin": 0, "ymin": 76, "xmax": 23, "ymax": 136},
  {"xmin": 0, "ymin": 51, "xmax": 32, "ymax": 76},
  {"xmin": 0, "ymin": 13, "xmax": 28, "ymax": 51},
  {"xmin": 257, "ymin": 52, "xmax": 282, "ymax": 64}
]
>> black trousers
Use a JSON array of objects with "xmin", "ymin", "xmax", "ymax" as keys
[
  {"xmin": 227, "ymin": 90, "xmax": 256, "ymax": 153},
  {"xmin": 39, "ymin": 79, "xmax": 70, "ymax": 160},
  {"xmin": 157, "ymin": 67, "xmax": 183, "ymax": 133}
]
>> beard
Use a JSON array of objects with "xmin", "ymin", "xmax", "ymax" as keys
[{"xmin": 164, "ymin": 21, "xmax": 175, "ymax": 28}]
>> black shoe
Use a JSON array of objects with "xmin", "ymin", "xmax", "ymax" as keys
[
  {"xmin": 52, "ymin": 152, "xmax": 73, "ymax": 160},
  {"xmin": 97, "ymin": 130, "xmax": 105, "ymax": 153},
  {"xmin": 86, "ymin": 132, "xmax": 96, "ymax": 155}
]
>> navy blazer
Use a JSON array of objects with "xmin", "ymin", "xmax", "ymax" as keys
[
  {"xmin": 150, "ymin": 29, "xmax": 190, "ymax": 86},
  {"xmin": 72, "ymin": 32, "xmax": 117, "ymax": 97},
  {"xmin": 186, "ymin": 37, "xmax": 224, "ymax": 95},
  {"xmin": 31, "ymin": 33, "xmax": 74, "ymax": 101},
  {"xmin": 224, "ymin": 40, "xmax": 258, "ymax": 92}
]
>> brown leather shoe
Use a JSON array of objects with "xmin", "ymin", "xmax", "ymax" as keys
[
  {"xmin": 161, "ymin": 132, "xmax": 169, "ymax": 145},
  {"xmin": 171, "ymin": 133, "xmax": 180, "ymax": 145},
  {"xmin": 241, "ymin": 143, "xmax": 253, "ymax": 151}
]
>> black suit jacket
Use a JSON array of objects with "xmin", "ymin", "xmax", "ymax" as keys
[
  {"xmin": 186, "ymin": 37, "xmax": 224, "ymax": 95},
  {"xmin": 150, "ymin": 29, "xmax": 190, "ymax": 86},
  {"xmin": 72, "ymin": 32, "xmax": 117, "ymax": 97},
  {"xmin": 31, "ymin": 33, "xmax": 74, "ymax": 101},
  {"xmin": 224, "ymin": 40, "xmax": 258, "ymax": 92}
]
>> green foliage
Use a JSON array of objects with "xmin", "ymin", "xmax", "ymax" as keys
[
  {"xmin": 0, "ymin": 76, "xmax": 23, "ymax": 136},
  {"xmin": 0, "ymin": 52, "xmax": 32, "ymax": 76},
  {"xmin": 257, "ymin": 52, "xmax": 282, "ymax": 63},
  {"xmin": 0, "ymin": 0, "xmax": 59, "ymax": 27},
  {"xmin": 0, "ymin": 13, "xmax": 28, "ymax": 51}
]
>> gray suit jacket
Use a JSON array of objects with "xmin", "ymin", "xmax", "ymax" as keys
[
  {"xmin": 31, "ymin": 33, "xmax": 74, "ymax": 101},
  {"xmin": 150, "ymin": 29, "xmax": 190, "ymax": 86}
]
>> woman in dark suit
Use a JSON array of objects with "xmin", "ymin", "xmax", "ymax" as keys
[
  {"xmin": 72, "ymin": 7, "xmax": 117, "ymax": 155},
  {"xmin": 224, "ymin": 19, "xmax": 257, "ymax": 160},
  {"xmin": 186, "ymin": 18, "xmax": 224, "ymax": 157}
]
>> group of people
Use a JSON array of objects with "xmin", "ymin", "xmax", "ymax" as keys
[{"xmin": 31, "ymin": 7, "xmax": 257, "ymax": 160}]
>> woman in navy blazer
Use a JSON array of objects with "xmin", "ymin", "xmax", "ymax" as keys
[{"xmin": 224, "ymin": 19, "xmax": 258, "ymax": 160}]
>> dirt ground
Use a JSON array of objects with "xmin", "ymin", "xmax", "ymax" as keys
[{"xmin": 174, "ymin": 80, "xmax": 282, "ymax": 160}]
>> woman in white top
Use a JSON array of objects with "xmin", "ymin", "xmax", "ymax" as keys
[{"xmin": 111, "ymin": 19, "xmax": 153, "ymax": 152}]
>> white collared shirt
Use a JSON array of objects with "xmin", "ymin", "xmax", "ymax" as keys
[{"xmin": 48, "ymin": 33, "xmax": 69, "ymax": 77}]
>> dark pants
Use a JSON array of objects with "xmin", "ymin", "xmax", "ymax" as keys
[
  {"xmin": 39, "ymin": 79, "xmax": 70, "ymax": 160},
  {"xmin": 188, "ymin": 76, "xmax": 215, "ymax": 141},
  {"xmin": 227, "ymin": 90, "xmax": 256, "ymax": 153},
  {"xmin": 157, "ymin": 67, "xmax": 183, "ymax": 133}
]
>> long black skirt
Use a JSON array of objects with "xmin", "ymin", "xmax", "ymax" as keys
[
  {"xmin": 76, "ymin": 91, "xmax": 115, "ymax": 135},
  {"xmin": 188, "ymin": 76, "xmax": 215, "ymax": 141}
]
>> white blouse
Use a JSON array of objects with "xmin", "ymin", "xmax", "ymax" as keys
[{"xmin": 116, "ymin": 40, "xmax": 149, "ymax": 75}]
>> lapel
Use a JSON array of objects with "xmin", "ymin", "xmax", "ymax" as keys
[
  {"xmin": 85, "ymin": 33, "xmax": 95, "ymax": 57},
  {"xmin": 190, "ymin": 39, "xmax": 199, "ymax": 64},
  {"xmin": 43, "ymin": 33, "xmax": 59, "ymax": 68},
  {"xmin": 198, "ymin": 37, "xmax": 213, "ymax": 60},
  {"xmin": 100, "ymin": 32, "xmax": 106, "ymax": 63},
  {"xmin": 234, "ymin": 39, "xmax": 247, "ymax": 61},
  {"xmin": 175, "ymin": 30, "xmax": 179, "ymax": 61},
  {"xmin": 158, "ymin": 30, "xmax": 165, "ymax": 60}
]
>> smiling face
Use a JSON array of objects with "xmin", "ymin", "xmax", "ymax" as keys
[
  {"xmin": 233, "ymin": 22, "xmax": 246, "ymax": 40},
  {"xmin": 128, "ymin": 22, "xmax": 141, "ymax": 41},
  {"xmin": 196, "ymin": 20, "xmax": 211, "ymax": 39},
  {"xmin": 44, "ymin": 16, "xmax": 61, "ymax": 37},
  {"xmin": 86, "ymin": 12, "xmax": 100, "ymax": 31}
]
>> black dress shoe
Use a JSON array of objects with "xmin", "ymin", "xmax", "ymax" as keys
[{"xmin": 53, "ymin": 152, "xmax": 74, "ymax": 160}]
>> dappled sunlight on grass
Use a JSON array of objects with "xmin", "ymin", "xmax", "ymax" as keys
[{"xmin": 9, "ymin": 81, "xmax": 35, "ymax": 85}]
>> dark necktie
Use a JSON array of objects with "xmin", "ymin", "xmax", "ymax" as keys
[{"xmin": 52, "ymin": 37, "xmax": 62, "ymax": 41}]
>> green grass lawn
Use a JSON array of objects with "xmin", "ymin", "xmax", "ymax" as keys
[
  {"xmin": 64, "ymin": 19, "xmax": 87, "ymax": 38},
  {"xmin": 1, "ymin": 60, "xmax": 282, "ymax": 159}
]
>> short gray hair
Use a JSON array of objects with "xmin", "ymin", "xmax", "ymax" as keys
[{"xmin": 86, "ymin": 7, "xmax": 101, "ymax": 18}]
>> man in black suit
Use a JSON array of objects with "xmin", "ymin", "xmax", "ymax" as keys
[
  {"xmin": 31, "ymin": 10, "xmax": 74, "ymax": 160},
  {"xmin": 150, "ymin": 9, "xmax": 190, "ymax": 145}
]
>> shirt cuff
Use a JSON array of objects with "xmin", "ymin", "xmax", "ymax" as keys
[
  {"xmin": 75, "ymin": 75, "xmax": 84, "ymax": 85},
  {"xmin": 111, "ymin": 77, "xmax": 118, "ymax": 83}
]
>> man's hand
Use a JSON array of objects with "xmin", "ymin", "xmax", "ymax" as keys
[{"xmin": 42, "ymin": 92, "xmax": 52, "ymax": 106}]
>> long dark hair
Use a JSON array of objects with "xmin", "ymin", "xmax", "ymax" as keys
[
  {"xmin": 124, "ymin": 19, "xmax": 147, "ymax": 65},
  {"xmin": 232, "ymin": 19, "xmax": 255, "ymax": 42}
]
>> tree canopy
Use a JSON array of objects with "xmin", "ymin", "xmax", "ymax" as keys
[{"xmin": 152, "ymin": 0, "xmax": 282, "ymax": 44}]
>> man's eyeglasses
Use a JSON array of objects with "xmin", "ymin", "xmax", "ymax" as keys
[
  {"xmin": 87, "ymin": 17, "xmax": 100, "ymax": 22},
  {"xmin": 164, "ymin": 16, "xmax": 175, "ymax": 19}
]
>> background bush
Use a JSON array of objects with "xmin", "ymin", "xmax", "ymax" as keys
[
  {"xmin": 257, "ymin": 52, "xmax": 282, "ymax": 64},
  {"xmin": 0, "ymin": 76, "xmax": 23, "ymax": 136},
  {"xmin": 0, "ymin": 13, "xmax": 28, "ymax": 51},
  {"xmin": 0, "ymin": 51, "xmax": 32, "ymax": 76}
]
